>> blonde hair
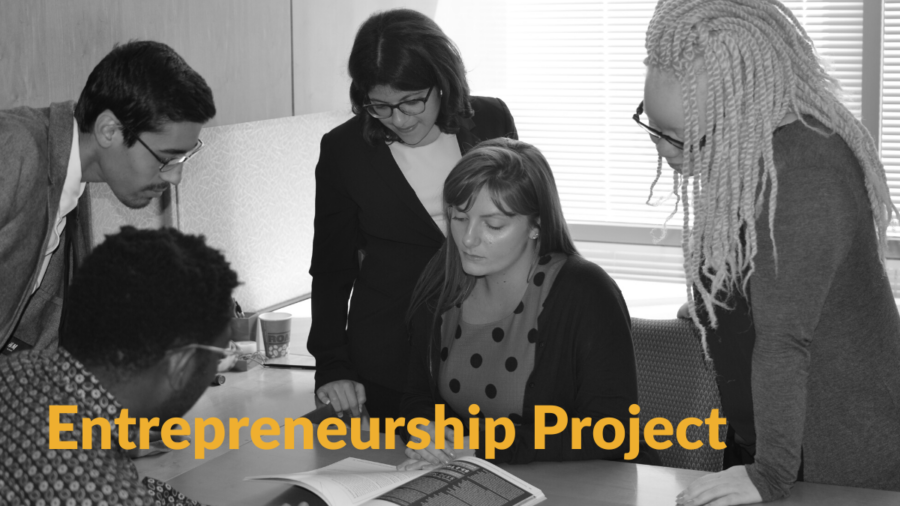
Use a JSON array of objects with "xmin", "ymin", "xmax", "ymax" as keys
[{"xmin": 645, "ymin": 0, "xmax": 896, "ymax": 348}]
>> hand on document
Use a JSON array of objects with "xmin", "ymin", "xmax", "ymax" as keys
[
  {"xmin": 316, "ymin": 379, "xmax": 367, "ymax": 418},
  {"xmin": 398, "ymin": 422, "xmax": 476, "ymax": 470}
]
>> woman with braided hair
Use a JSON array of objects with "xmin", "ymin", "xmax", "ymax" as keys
[{"xmin": 636, "ymin": 0, "xmax": 900, "ymax": 504}]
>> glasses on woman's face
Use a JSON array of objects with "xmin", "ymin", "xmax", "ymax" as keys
[
  {"xmin": 633, "ymin": 101, "xmax": 706, "ymax": 152},
  {"xmin": 364, "ymin": 87, "xmax": 434, "ymax": 119}
]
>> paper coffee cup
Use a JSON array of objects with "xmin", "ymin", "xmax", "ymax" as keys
[{"xmin": 259, "ymin": 312, "xmax": 292, "ymax": 358}]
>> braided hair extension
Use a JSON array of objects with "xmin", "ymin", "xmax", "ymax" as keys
[{"xmin": 644, "ymin": 0, "xmax": 897, "ymax": 350}]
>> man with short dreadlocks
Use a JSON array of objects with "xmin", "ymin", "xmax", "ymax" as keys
[{"xmin": 636, "ymin": 0, "xmax": 900, "ymax": 504}]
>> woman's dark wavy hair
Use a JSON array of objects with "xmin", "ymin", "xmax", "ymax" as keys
[
  {"xmin": 407, "ymin": 138, "xmax": 578, "ymax": 335},
  {"xmin": 64, "ymin": 227, "xmax": 239, "ymax": 373},
  {"xmin": 348, "ymin": 9, "xmax": 473, "ymax": 146},
  {"xmin": 74, "ymin": 40, "xmax": 215, "ymax": 147}
]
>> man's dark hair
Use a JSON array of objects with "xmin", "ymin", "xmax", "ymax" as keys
[
  {"xmin": 74, "ymin": 40, "xmax": 216, "ymax": 147},
  {"xmin": 64, "ymin": 227, "xmax": 239, "ymax": 372},
  {"xmin": 348, "ymin": 9, "xmax": 473, "ymax": 145}
]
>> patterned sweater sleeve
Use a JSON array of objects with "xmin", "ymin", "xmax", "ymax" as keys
[{"xmin": 143, "ymin": 477, "xmax": 206, "ymax": 506}]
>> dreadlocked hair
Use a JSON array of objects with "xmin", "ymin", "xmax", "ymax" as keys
[{"xmin": 645, "ymin": 0, "xmax": 897, "ymax": 351}]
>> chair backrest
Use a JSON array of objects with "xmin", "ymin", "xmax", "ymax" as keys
[{"xmin": 630, "ymin": 317, "xmax": 726, "ymax": 472}]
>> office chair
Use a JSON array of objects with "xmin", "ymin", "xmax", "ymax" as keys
[{"xmin": 631, "ymin": 317, "xmax": 726, "ymax": 472}]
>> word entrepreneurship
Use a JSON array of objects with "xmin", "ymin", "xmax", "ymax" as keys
[{"xmin": 49, "ymin": 404, "xmax": 727, "ymax": 460}]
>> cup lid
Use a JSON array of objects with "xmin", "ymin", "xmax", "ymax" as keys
[{"xmin": 259, "ymin": 312, "xmax": 292, "ymax": 321}]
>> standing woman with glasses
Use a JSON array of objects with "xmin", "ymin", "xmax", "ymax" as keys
[
  {"xmin": 308, "ymin": 8, "xmax": 517, "ymax": 421},
  {"xmin": 638, "ymin": 0, "xmax": 900, "ymax": 504}
]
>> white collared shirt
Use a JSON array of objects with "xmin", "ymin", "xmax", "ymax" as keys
[{"xmin": 32, "ymin": 118, "xmax": 87, "ymax": 293}]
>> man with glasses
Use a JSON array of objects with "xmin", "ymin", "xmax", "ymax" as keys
[
  {"xmin": 0, "ymin": 40, "xmax": 215, "ymax": 355},
  {"xmin": 0, "ymin": 226, "xmax": 238, "ymax": 505}
]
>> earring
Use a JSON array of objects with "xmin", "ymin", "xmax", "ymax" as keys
[{"xmin": 530, "ymin": 231, "xmax": 539, "ymax": 240}]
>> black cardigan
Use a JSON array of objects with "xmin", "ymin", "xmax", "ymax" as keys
[
  {"xmin": 402, "ymin": 255, "xmax": 654, "ymax": 464},
  {"xmin": 308, "ymin": 97, "xmax": 518, "ymax": 396}
]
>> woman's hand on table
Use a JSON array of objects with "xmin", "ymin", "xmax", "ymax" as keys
[
  {"xmin": 676, "ymin": 466, "xmax": 763, "ymax": 506},
  {"xmin": 316, "ymin": 380, "xmax": 366, "ymax": 417},
  {"xmin": 397, "ymin": 423, "xmax": 476, "ymax": 470}
]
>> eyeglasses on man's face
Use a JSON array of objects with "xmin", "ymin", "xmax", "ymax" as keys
[
  {"xmin": 135, "ymin": 136, "xmax": 204, "ymax": 173},
  {"xmin": 633, "ymin": 101, "xmax": 706, "ymax": 152},
  {"xmin": 364, "ymin": 87, "xmax": 434, "ymax": 119}
]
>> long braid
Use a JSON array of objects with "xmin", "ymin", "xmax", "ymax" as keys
[{"xmin": 646, "ymin": 0, "xmax": 898, "ymax": 350}]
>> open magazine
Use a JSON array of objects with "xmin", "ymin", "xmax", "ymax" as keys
[{"xmin": 246, "ymin": 456, "xmax": 545, "ymax": 506}]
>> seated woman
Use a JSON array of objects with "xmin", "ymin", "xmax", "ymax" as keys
[
  {"xmin": 399, "ymin": 138, "xmax": 654, "ymax": 468},
  {"xmin": 638, "ymin": 0, "xmax": 900, "ymax": 503}
]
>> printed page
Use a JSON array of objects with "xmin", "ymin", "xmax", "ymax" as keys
[
  {"xmin": 248, "ymin": 458, "xmax": 427, "ymax": 506},
  {"xmin": 366, "ymin": 457, "xmax": 545, "ymax": 506}
]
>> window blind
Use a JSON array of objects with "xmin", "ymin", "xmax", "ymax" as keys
[
  {"xmin": 882, "ymin": 1, "xmax": 900, "ymax": 236},
  {"xmin": 438, "ymin": 0, "xmax": 866, "ymax": 231},
  {"xmin": 782, "ymin": 1, "xmax": 864, "ymax": 119}
]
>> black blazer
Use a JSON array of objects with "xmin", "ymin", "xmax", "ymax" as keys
[{"xmin": 308, "ymin": 96, "xmax": 518, "ymax": 395}]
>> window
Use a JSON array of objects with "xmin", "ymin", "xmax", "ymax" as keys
[
  {"xmin": 439, "ymin": 0, "xmax": 674, "ymax": 231},
  {"xmin": 437, "ymin": 0, "xmax": 874, "ymax": 235},
  {"xmin": 883, "ymin": 1, "xmax": 900, "ymax": 229}
]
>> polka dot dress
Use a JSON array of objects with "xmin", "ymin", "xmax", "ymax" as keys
[
  {"xmin": 0, "ymin": 348, "xmax": 205, "ymax": 505},
  {"xmin": 439, "ymin": 253, "xmax": 568, "ymax": 420}
]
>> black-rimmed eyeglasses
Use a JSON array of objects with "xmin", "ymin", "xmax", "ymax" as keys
[
  {"xmin": 135, "ymin": 137, "xmax": 204, "ymax": 173},
  {"xmin": 633, "ymin": 101, "xmax": 706, "ymax": 152},
  {"xmin": 364, "ymin": 87, "xmax": 434, "ymax": 119}
]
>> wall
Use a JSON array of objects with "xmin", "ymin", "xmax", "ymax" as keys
[
  {"xmin": 0, "ymin": 0, "xmax": 293, "ymax": 127},
  {"xmin": 0, "ymin": 0, "xmax": 452, "ymax": 120}
]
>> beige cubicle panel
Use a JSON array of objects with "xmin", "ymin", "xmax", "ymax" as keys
[{"xmin": 178, "ymin": 110, "xmax": 353, "ymax": 313}]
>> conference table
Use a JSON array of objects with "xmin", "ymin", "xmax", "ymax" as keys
[{"xmin": 134, "ymin": 318, "xmax": 900, "ymax": 505}]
